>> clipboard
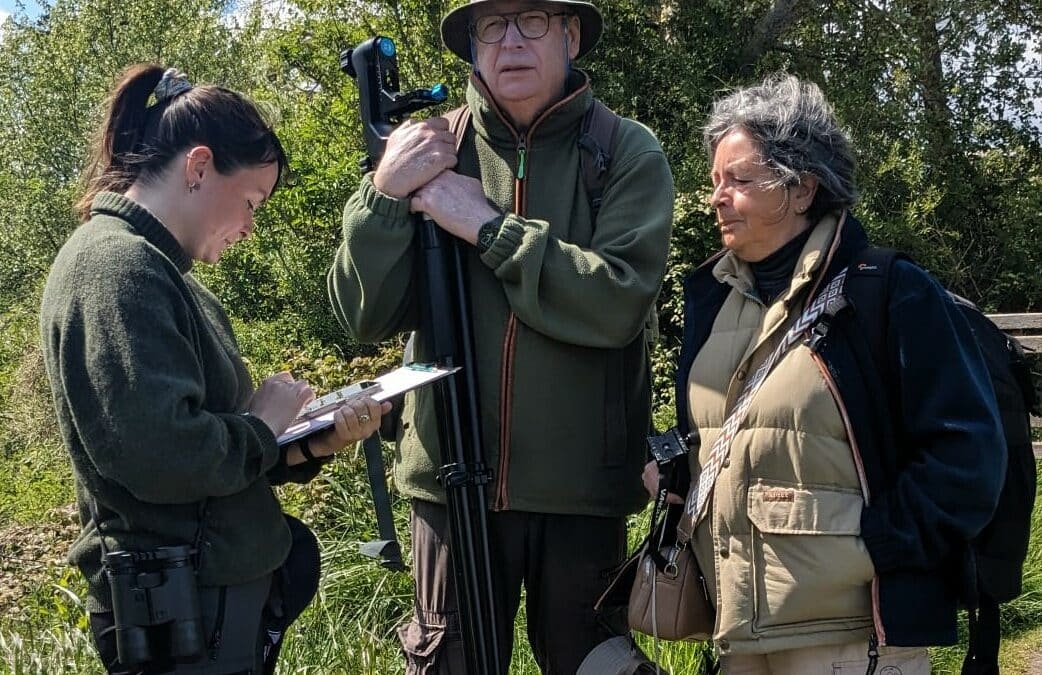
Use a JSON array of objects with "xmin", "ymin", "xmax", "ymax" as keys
[{"xmin": 276, "ymin": 363, "xmax": 459, "ymax": 447}]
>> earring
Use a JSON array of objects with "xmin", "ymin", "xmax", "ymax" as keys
[
  {"xmin": 795, "ymin": 206, "xmax": 807, "ymax": 215},
  {"xmin": 187, "ymin": 183, "xmax": 199, "ymax": 193}
]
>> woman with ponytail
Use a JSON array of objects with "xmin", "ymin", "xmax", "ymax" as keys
[{"xmin": 41, "ymin": 64, "xmax": 389, "ymax": 674}]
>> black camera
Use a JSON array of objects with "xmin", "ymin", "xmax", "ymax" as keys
[
  {"xmin": 104, "ymin": 545, "xmax": 204, "ymax": 666},
  {"xmin": 646, "ymin": 427, "xmax": 698, "ymax": 500}
]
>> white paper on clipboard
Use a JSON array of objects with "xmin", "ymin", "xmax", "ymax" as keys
[{"xmin": 276, "ymin": 363, "xmax": 459, "ymax": 447}]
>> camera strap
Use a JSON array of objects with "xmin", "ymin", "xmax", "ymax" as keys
[
  {"xmin": 191, "ymin": 498, "xmax": 208, "ymax": 570},
  {"xmin": 88, "ymin": 496, "xmax": 111, "ymax": 561}
]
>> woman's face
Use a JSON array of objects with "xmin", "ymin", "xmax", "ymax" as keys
[
  {"xmin": 191, "ymin": 161, "xmax": 278, "ymax": 264},
  {"xmin": 709, "ymin": 129, "xmax": 813, "ymax": 262}
]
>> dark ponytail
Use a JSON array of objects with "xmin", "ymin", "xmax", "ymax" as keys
[{"xmin": 76, "ymin": 64, "xmax": 287, "ymax": 221}]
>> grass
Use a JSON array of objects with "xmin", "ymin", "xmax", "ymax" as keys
[
  {"xmin": 3, "ymin": 457, "xmax": 1040, "ymax": 673},
  {"xmin": 1, "ymin": 301, "xmax": 1039, "ymax": 673}
]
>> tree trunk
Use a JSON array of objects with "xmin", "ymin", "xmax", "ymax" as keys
[
  {"xmin": 908, "ymin": 0, "xmax": 956, "ymax": 170},
  {"xmin": 740, "ymin": 0, "xmax": 813, "ymax": 73}
]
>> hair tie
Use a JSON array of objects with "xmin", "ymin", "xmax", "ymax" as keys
[{"xmin": 153, "ymin": 67, "xmax": 193, "ymax": 103}]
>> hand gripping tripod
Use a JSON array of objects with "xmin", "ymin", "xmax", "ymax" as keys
[{"xmin": 342, "ymin": 37, "xmax": 502, "ymax": 675}]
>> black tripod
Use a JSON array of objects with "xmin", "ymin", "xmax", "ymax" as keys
[{"xmin": 342, "ymin": 36, "xmax": 502, "ymax": 675}]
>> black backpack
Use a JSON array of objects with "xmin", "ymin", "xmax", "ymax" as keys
[{"xmin": 843, "ymin": 247, "xmax": 1038, "ymax": 675}]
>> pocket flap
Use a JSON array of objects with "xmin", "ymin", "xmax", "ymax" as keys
[
  {"xmin": 397, "ymin": 619, "xmax": 446, "ymax": 660},
  {"xmin": 747, "ymin": 482, "xmax": 863, "ymax": 535}
]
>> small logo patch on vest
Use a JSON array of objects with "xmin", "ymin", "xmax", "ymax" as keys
[{"xmin": 762, "ymin": 489, "xmax": 795, "ymax": 502}]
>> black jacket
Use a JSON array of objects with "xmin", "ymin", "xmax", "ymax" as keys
[{"xmin": 675, "ymin": 213, "xmax": 1005, "ymax": 646}]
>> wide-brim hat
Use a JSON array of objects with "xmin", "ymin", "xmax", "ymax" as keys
[{"xmin": 441, "ymin": 1, "xmax": 603, "ymax": 64}]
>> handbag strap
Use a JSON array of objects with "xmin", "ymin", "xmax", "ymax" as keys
[{"xmin": 677, "ymin": 267, "xmax": 849, "ymax": 542}]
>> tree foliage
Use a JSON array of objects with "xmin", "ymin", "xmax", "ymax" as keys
[
  {"xmin": 0, "ymin": 0, "xmax": 268, "ymax": 309},
  {"xmin": 1, "ymin": 0, "xmax": 1042, "ymax": 670},
  {"xmin": 2, "ymin": 0, "xmax": 1040, "ymax": 348}
]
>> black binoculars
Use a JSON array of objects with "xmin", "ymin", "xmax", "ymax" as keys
[{"xmin": 104, "ymin": 544, "xmax": 204, "ymax": 666}]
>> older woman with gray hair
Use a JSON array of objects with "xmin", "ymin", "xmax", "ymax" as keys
[{"xmin": 642, "ymin": 75, "xmax": 1004, "ymax": 673}]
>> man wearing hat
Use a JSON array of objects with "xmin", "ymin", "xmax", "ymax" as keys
[{"xmin": 329, "ymin": 1, "xmax": 674, "ymax": 671}]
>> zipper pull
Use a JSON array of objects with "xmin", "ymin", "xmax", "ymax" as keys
[
  {"xmin": 209, "ymin": 629, "xmax": 222, "ymax": 661},
  {"xmin": 865, "ymin": 632, "xmax": 879, "ymax": 675},
  {"xmin": 664, "ymin": 541, "xmax": 684, "ymax": 580},
  {"xmin": 516, "ymin": 136, "xmax": 527, "ymax": 180}
]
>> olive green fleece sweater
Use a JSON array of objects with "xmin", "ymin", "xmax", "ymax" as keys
[
  {"xmin": 329, "ymin": 71, "xmax": 674, "ymax": 516},
  {"xmin": 39, "ymin": 192, "xmax": 318, "ymax": 612}
]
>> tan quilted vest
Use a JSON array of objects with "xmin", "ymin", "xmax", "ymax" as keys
[{"xmin": 686, "ymin": 217, "xmax": 875, "ymax": 656}]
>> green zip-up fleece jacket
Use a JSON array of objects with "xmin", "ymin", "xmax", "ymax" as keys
[
  {"xmin": 39, "ymin": 193, "xmax": 319, "ymax": 612},
  {"xmin": 329, "ymin": 71, "xmax": 674, "ymax": 516}
]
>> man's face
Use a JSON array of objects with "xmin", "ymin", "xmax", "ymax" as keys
[{"xmin": 471, "ymin": 1, "xmax": 581, "ymax": 125}]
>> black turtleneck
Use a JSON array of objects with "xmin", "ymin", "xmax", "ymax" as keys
[{"xmin": 750, "ymin": 226, "xmax": 814, "ymax": 304}]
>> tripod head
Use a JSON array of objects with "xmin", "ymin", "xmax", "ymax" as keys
[{"xmin": 340, "ymin": 36, "xmax": 448, "ymax": 171}]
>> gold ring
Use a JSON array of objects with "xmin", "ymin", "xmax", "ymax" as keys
[{"xmin": 357, "ymin": 413, "xmax": 371, "ymax": 424}]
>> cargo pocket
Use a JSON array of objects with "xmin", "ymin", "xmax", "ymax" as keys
[
  {"xmin": 398, "ymin": 616, "xmax": 458, "ymax": 675},
  {"xmin": 747, "ymin": 480, "xmax": 875, "ymax": 633},
  {"xmin": 833, "ymin": 646, "xmax": 931, "ymax": 675}
]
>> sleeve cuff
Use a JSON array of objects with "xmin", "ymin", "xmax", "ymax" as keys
[
  {"xmin": 860, "ymin": 501, "xmax": 904, "ymax": 573},
  {"xmin": 241, "ymin": 413, "xmax": 281, "ymax": 473},
  {"xmin": 266, "ymin": 446, "xmax": 324, "ymax": 485},
  {"xmin": 479, "ymin": 213, "xmax": 525, "ymax": 268},
  {"xmin": 357, "ymin": 173, "xmax": 413, "ymax": 220}
]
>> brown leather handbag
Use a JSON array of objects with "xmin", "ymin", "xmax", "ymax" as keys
[
  {"xmin": 626, "ymin": 540, "xmax": 714, "ymax": 641},
  {"xmin": 594, "ymin": 501, "xmax": 715, "ymax": 642}
]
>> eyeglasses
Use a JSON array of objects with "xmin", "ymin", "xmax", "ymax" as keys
[{"xmin": 471, "ymin": 10, "xmax": 571, "ymax": 44}]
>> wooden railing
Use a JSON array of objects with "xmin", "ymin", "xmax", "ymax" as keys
[{"xmin": 985, "ymin": 313, "xmax": 1042, "ymax": 459}]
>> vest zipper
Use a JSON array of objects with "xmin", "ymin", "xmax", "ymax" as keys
[{"xmin": 810, "ymin": 351, "xmax": 887, "ymax": 645}]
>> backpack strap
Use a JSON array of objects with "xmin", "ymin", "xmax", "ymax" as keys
[
  {"xmin": 834, "ymin": 246, "xmax": 907, "ymax": 471},
  {"xmin": 963, "ymin": 595, "xmax": 1001, "ymax": 675},
  {"xmin": 358, "ymin": 433, "xmax": 405, "ymax": 571},
  {"xmin": 841, "ymin": 247, "xmax": 903, "ymax": 369},
  {"xmin": 445, "ymin": 105, "xmax": 472, "ymax": 153},
  {"xmin": 577, "ymin": 99, "xmax": 658, "ymax": 349},
  {"xmin": 577, "ymin": 98, "xmax": 621, "ymax": 221}
]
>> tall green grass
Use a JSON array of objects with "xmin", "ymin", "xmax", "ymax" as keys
[{"xmin": 5, "ymin": 457, "xmax": 1039, "ymax": 673}]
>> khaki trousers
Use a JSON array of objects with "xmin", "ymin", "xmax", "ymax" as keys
[{"xmin": 720, "ymin": 640, "xmax": 931, "ymax": 675}]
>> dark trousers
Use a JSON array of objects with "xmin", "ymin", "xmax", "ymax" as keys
[
  {"xmin": 398, "ymin": 499, "xmax": 628, "ymax": 675},
  {"xmin": 90, "ymin": 515, "xmax": 320, "ymax": 675}
]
